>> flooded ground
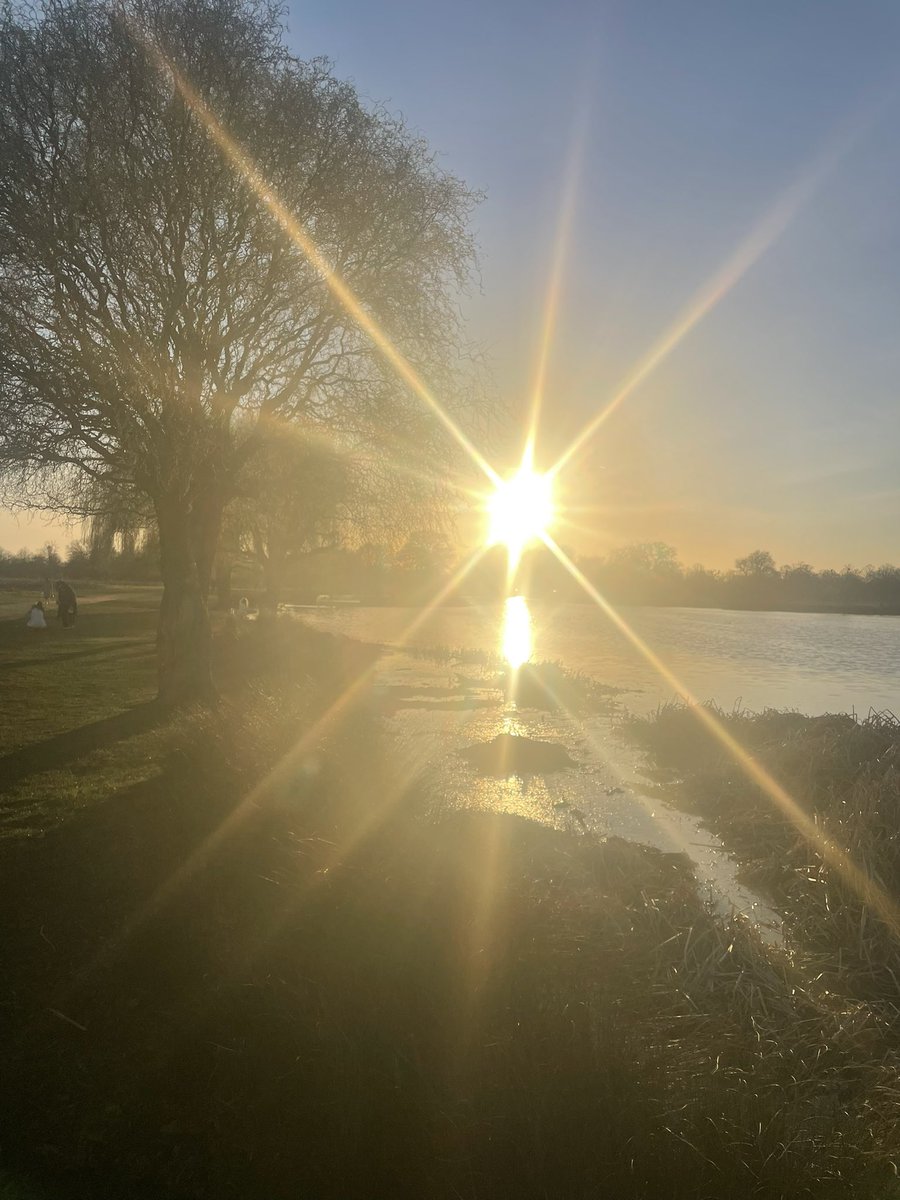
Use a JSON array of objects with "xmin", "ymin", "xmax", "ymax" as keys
[
  {"xmin": 367, "ymin": 644, "xmax": 783, "ymax": 939},
  {"xmin": 293, "ymin": 598, "xmax": 900, "ymax": 937}
]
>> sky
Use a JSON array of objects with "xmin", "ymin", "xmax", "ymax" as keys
[{"xmin": 5, "ymin": 0, "xmax": 900, "ymax": 568}]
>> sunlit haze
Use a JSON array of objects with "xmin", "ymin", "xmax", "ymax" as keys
[
  {"xmin": 5, "ymin": 5, "xmax": 900, "ymax": 565},
  {"xmin": 286, "ymin": 1, "xmax": 900, "ymax": 571}
]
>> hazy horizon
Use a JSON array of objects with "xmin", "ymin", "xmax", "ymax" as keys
[{"xmin": 4, "ymin": 0, "xmax": 900, "ymax": 566}]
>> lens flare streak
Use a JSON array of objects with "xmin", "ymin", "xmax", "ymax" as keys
[
  {"xmin": 551, "ymin": 111, "xmax": 874, "ymax": 480},
  {"xmin": 540, "ymin": 532, "xmax": 900, "ymax": 940},
  {"xmin": 125, "ymin": 15, "xmax": 900, "ymax": 974},
  {"xmin": 137, "ymin": 32, "xmax": 498, "ymax": 489},
  {"xmin": 525, "ymin": 102, "xmax": 589, "ymax": 460},
  {"xmin": 62, "ymin": 545, "xmax": 492, "ymax": 998}
]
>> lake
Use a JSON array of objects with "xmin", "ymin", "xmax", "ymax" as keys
[{"xmin": 301, "ymin": 602, "xmax": 900, "ymax": 716}]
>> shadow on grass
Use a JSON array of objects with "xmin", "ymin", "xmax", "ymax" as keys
[
  {"xmin": 0, "ymin": 638, "xmax": 151, "ymax": 675},
  {"xmin": 0, "ymin": 702, "xmax": 163, "ymax": 795},
  {"xmin": 0, "ymin": 604, "xmax": 158, "ymax": 651}
]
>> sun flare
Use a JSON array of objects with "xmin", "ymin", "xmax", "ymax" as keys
[{"xmin": 487, "ymin": 464, "xmax": 554, "ymax": 562}]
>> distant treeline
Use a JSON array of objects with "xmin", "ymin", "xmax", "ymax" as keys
[
  {"xmin": 538, "ymin": 545, "xmax": 900, "ymax": 614},
  {"xmin": 0, "ymin": 536, "xmax": 159, "ymax": 584},
  {"xmin": 5, "ymin": 538, "xmax": 900, "ymax": 615},
  {"xmin": 467, "ymin": 543, "xmax": 900, "ymax": 614}
]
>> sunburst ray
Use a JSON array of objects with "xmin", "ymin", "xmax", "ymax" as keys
[
  {"xmin": 551, "ymin": 108, "xmax": 876, "ymax": 480},
  {"xmin": 134, "ymin": 29, "xmax": 498, "ymax": 488},
  {"xmin": 541, "ymin": 533, "xmax": 900, "ymax": 939}
]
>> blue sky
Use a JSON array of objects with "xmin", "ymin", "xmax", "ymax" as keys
[
  {"xmin": 287, "ymin": 0, "xmax": 900, "ymax": 568},
  {"xmin": 5, "ymin": 0, "xmax": 900, "ymax": 566}
]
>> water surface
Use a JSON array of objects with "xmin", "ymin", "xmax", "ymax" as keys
[
  {"xmin": 299, "ymin": 602, "xmax": 821, "ymax": 931},
  {"xmin": 303, "ymin": 603, "xmax": 900, "ymax": 716}
]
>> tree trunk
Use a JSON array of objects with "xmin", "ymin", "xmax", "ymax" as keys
[
  {"xmin": 192, "ymin": 494, "xmax": 225, "ymax": 600},
  {"xmin": 261, "ymin": 548, "xmax": 285, "ymax": 611},
  {"xmin": 156, "ymin": 497, "xmax": 215, "ymax": 706},
  {"xmin": 214, "ymin": 551, "xmax": 234, "ymax": 611}
]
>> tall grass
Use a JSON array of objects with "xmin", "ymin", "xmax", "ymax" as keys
[{"xmin": 622, "ymin": 702, "xmax": 900, "ymax": 1002}]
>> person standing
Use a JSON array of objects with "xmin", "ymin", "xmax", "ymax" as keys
[{"xmin": 55, "ymin": 580, "xmax": 78, "ymax": 628}]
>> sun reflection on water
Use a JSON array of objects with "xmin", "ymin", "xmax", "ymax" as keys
[{"xmin": 502, "ymin": 595, "xmax": 532, "ymax": 669}]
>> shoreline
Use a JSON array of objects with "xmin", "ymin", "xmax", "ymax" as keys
[
  {"xmin": 4, "ymin": 576, "xmax": 900, "ymax": 620},
  {"xmin": 285, "ymin": 597, "xmax": 900, "ymax": 618},
  {"xmin": 622, "ymin": 700, "xmax": 900, "ymax": 1003}
]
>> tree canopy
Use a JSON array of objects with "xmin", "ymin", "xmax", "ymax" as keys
[{"xmin": 0, "ymin": 0, "xmax": 482, "ymax": 700}]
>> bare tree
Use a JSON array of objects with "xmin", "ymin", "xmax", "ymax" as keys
[
  {"xmin": 231, "ymin": 425, "xmax": 352, "ymax": 607},
  {"xmin": 734, "ymin": 550, "xmax": 778, "ymax": 578},
  {"xmin": 0, "ymin": 0, "xmax": 481, "ymax": 701},
  {"xmin": 226, "ymin": 416, "xmax": 455, "ymax": 605}
]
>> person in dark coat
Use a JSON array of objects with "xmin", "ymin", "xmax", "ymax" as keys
[{"xmin": 56, "ymin": 580, "xmax": 78, "ymax": 628}]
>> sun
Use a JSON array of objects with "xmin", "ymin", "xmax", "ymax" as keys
[{"xmin": 487, "ymin": 462, "xmax": 554, "ymax": 563}]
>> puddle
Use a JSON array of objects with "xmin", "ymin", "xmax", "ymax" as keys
[{"xmin": 373, "ymin": 649, "xmax": 782, "ymax": 943}]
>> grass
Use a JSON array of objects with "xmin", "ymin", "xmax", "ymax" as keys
[
  {"xmin": 621, "ymin": 701, "xmax": 900, "ymax": 1003},
  {"xmin": 2, "ymin": 599, "xmax": 900, "ymax": 1198},
  {"xmin": 0, "ymin": 586, "xmax": 161, "ymax": 751},
  {"xmin": 0, "ymin": 587, "xmax": 163, "ymax": 838}
]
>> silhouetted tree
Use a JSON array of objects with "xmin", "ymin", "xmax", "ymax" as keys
[
  {"xmin": 601, "ymin": 542, "xmax": 682, "ymax": 603},
  {"xmin": 393, "ymin": 531, "xmax": 454, "ymax": 600},
  {"xmin": 866, "ymin": 565, "xmax": 900, "ymax": 607},
  {"xmin": 682, "ymin": 563, "xmax": 723, "ymax": 607},
  {"xmin": 0, "ymin": 0, "xmax": 481, "ymax": 701},
  {"xmin": 780, "ymin": 562, "xmax": 816, "ymax": 605},
  {"xmin": 735, "ymin": 550, "xmax": 777, "ymax": 577},
  {"xmin": 234, "ymin": 428, "xmax": 352, "ymax": 607},
  {"xmin": 65, "ymin": 540, "xmax": 91, "ymax": 577},
  {"xmin": 839, "ymin": 566, "xmax": 868, "ymax": 606}
]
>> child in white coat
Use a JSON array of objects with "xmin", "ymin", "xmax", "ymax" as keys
[{"xmin": 26, "ymin": 601, "xmax": 48, "ymax": 630}]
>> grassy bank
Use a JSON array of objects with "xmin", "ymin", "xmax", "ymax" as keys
[
  {"xmin": 2, "ymin": 602, "xmax": 900, "ymax": 1197},
  {"xmin": 622, "ymin": 703, "xmax": 900, "ymax": 1004},
  {"xmin": 0, "ymin": 587, "xmax": 164, "ymax": 839}
]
